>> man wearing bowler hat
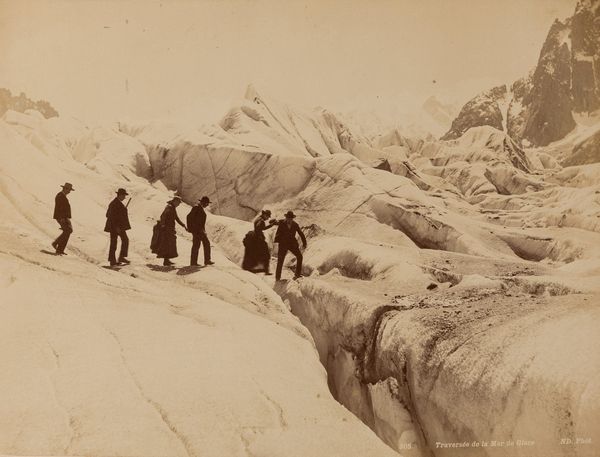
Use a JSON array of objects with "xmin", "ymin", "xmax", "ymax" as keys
[
  {"xmin": 274, "ymin": 210, "xmax": 307, "ymax": 281},
  {"xmin": 52, "ymin": 182, "xmax": 74, "ymax": 255},
  {"xmin": 186, "ymin": 196, "xmax": 214, "ymax": 266},
  {"xmin": 104, "ymin": 188, "xmax": 131, "ymax": 266}
]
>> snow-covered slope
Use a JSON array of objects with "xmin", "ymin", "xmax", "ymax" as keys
[{"xmin": 0, "ymin": 110, "xmax": 399, "ymax": 456}]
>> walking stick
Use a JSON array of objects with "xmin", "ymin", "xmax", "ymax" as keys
[{"xmin": 126, "ymin": 197, "xmax": 132, "ymax": 208}]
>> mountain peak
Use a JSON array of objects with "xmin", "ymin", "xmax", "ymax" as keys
[{"xmin": 443, "ymin": 0, "xmax": 599, "ymax": 146}]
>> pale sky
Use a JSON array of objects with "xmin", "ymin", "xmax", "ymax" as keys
[{"xmin": 0, "ymin": 0, "xmax": 577, "ymax": 124}]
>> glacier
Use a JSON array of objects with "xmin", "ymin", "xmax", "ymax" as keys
[{"xmin": 1, "ymin": 80, "xmax": 600, "ymax": 457}]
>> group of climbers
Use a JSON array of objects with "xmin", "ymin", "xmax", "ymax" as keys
[
  {"xmin": 52, "ymin": 183, "xmax": 307, "ymax": 280},
  {"xmin": 52, "ymin": 183, "xmax": 212, "ymax": 267}
]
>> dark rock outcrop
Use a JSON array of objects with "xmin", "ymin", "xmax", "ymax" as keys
[
  {"xmin": 522, "ymin": 19, "xmax": 576, "ymax": 146},
  {"xmin": 440, "ymin": 85, "xmax": 506, "ymax": 141},
  {"xmin": 571, "ymin": 0, "xmax": 600, "ymax": 113}
]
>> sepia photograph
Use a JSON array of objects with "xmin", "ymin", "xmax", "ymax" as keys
[{"xmin": 0, "ymin": 0, "xmax": 599, "ymax": 456}]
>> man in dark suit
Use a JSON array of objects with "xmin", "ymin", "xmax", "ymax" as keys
[
  {"xmin": 104, "ymin": 188, "xmax": 131, "ymax": 266},
  {"xmin": 52, "ymin": 182, "xmax": 74, "ymax": 255},
  {"xmin": 274, "ymin": 211, "xmax": 307, "ymax": 281},
  {"xmin": 187, "ymin": 196, "xmax": 214, "ymax": 266}
]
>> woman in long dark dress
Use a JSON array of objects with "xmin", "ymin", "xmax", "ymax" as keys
[
  {"xmin": 242, "ymin": 209, "xmax": 277, "ymax": 274},
  {"xmin": 156, "ymin": 197, "xmax": 187, "ymax": 266}
]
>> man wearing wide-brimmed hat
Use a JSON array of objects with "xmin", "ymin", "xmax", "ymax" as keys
[
  {"xmin": 186, "ymin": 196, "xmax": 214, "ymax": 266},
  {"xmin": 274, "ymin": 210, "xmax": 307, "ymax": 281},
  {"xmin": 104, "ymin": 188, "xmax": 131, "ymax": 266},
  {"xmin": 52, "ymin": 182, "xmax": 74, "ymax": 255}
]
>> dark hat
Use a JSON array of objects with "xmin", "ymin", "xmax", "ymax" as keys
[
  {"xmin": 61, "ymin": 182, "xmax": 74, "ymax": 191},
  {"xmin": 169, "ymin": 196, "xmax": 182, "ymax": 204},
  {"xmin": 284, "ymin": 210, "xmax": 296, "ymax": 218},
  {"xmin": 116, "ymin": 188, "xmax": 129, "ymax": 195},
  {"xmin": 261, "ymin": 209, "xmax": 271, "ymax": 217},
  {"xmin": 200, "ymin": 196, "xmax": 211, "ymax": 204}
]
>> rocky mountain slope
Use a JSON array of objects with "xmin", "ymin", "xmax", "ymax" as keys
[{"xmin": 443, "ymin": 0, "xmax": 600, "ymax": 147}]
